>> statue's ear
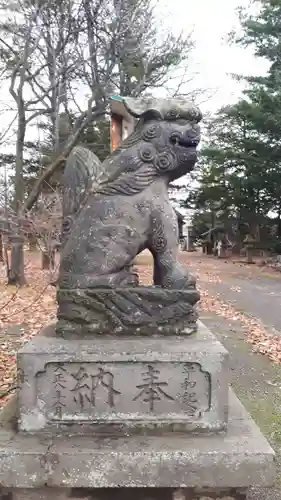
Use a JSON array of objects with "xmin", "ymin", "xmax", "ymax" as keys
[{"xmin": 123, "ymin": 97, "xmax": 163, "ymax": 120}]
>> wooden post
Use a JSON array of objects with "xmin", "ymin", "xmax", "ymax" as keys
[
  {"xmin": 109, "ymin": 96, "xmax": 135, "ymax": 152},
  {"xmin": 110, "ymin": 113, "xmax": 123, "ymax": 151},
  {"xmin": 109, "ymin": 97, "xmax": 137, "ymax": 269}
]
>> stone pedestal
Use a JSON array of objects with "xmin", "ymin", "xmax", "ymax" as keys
[
  {"xmin": 0, "ymin": 321, "xmax": 275, "ymax": 498},
  {"xmin": 0, "ymin": 391, "xmax": 275, "ymax": 490},
  {"xmin": 17, "ymin": 322, "xmax": 228, "ymax": 435}
]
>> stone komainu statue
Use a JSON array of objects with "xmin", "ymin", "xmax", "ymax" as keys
[{"xmin": 56, "ymin": 97, "xmax": 202, "ymax": 337}]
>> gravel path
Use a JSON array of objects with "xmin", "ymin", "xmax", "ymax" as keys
[
  {"xmin": 179, "ymin": 253, "xmax": 281, "ymax": 335},
  {"xmin": 201, "ymin": 275, "xmax": 281, "ymax": 335}
]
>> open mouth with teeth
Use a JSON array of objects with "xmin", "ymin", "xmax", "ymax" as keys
[{"xmin": 170, "ymin": 136, "xmax": 199, "ymax": 148}]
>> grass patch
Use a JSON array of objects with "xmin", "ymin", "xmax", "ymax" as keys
[
  {"xmin": 233, "ymin": 388, "xmax": 281, "ymax": 480},
  {"xmin": 247, "ymin": 399, "xmax": 281, "ymax": 444}
]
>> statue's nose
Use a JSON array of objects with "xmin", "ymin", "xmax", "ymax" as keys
[
  {"xmin": 183, "ymin": 127, "xmax": 200, "ymax": 147},
  {"xmin": 182, "ymin": 134, "xmax": 200, "ymax": 148}
]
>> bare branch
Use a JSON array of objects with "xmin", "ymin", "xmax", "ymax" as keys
[{"xmin": 24, "ymin": 104, "xmax": 106, "ymax": 210}]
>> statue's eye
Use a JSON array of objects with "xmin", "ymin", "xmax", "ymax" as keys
[{"xmin": 176, "ymin": 119, "xmax": 188, "ymax": 126}]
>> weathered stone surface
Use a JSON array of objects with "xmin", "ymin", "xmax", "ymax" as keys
[
  {"xmin": 11, "ymin": 489, "xmax": 72, "ymax": 499},
  {"xmin": 57, "ymin": 97, "xmax": 202, "ymax": 336},
  {"xmin": 17, "ymin": 321, "xmax": 228, "ymax": 435},
  {"xmin": 1, "ymin": 489, "xmax": 248, "ymax": 500},
  {"xmin": 6, "ymin": 489, "xmax": 247, "ymax": 500},
  {"xmin": 56, "ymin": 286, "xmax": 199, "ymax": 337},
  {"xmin": 0, "ymin": 390, "xmax": 275, "ymax": 488}
]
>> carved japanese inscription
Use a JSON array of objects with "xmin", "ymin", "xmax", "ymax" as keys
[
  {"xmin": 179, "ymin": 363, "xmax": 211, "ymax": 416},
  {"xmin": 133, "ymin": 365, "xmax": 174, "ymax": 411},
  {"xmin": 35, "ymin": 361, "xmax": 211, "ymax": 422},
  {"xmin": 70, "ymin": 366, "xmax": 121, "ymax": 410},
  {"xmin": 51, "ymin": 364, "xmax": 67, "ymax": 418}
]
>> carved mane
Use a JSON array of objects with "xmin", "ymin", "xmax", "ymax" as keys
[
  {"xmin": 95, "ymin": 164, "xmax": 159, "ymax": 196},
  {"xmin": 95, "ymin": 122, "xmax": 160, "ymax": 196},
  {"xmin": 93, "ymin": 97, "xmax": 202, "ymax": 197}
]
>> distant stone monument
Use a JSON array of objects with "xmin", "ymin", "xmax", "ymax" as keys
[{"xmin": 0, "ymin": 97, "xmax": 275, "ymax": 500}]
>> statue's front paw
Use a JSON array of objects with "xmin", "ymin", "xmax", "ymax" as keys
[
  {"xmin": 108, "ymin": 268, "xmax": 139, "ymax": 287},
  {"xmin": 162, "ymin": 266, "xmax": 196, "ymax": 290}
]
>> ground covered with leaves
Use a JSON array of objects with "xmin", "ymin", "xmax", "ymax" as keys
[
  {"xmin": 0, "ymin": 252, "xmax": 57, "ymax": 406},
  {"xmin": 186, "ymin": 253, "xmax": 281, "ymax": 363},
  {"xmin": 137, "ymin": 251, "xmax": 281, "ymax": 363}
]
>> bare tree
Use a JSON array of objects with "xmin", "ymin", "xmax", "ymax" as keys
[
  {"xmin": 0, "ymin": 0, "xmax": 106, "ymax": 283},
  {"xmin": 0, "ymin": 3, "xmax": 51, "ymax": 284},
  {"xmin": 0, "ymin": 0, "xmax": 199, "ymax": 285},
  {"xmin": 24, "ymin": 0, "xmax": 197, "ymax": 208},
  {"xmin": 28, "ymin": 189, "xmax": 62, "ymax": 274}
]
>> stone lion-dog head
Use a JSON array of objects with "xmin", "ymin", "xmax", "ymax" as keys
[{"xmin": 95, "ymin": 96, "xmax": 202, "ymax": 196}]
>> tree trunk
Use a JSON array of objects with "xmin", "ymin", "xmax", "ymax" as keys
[
  {"xmin": 277, "ymin": 205, "xmax": 281, "ymax": 238},
  {"xmin": 10, "ymin": 224, "xmax": 26, "ymax": 284},
  {"xmin": 41, "ymin": 250, "xmax": 55, "ymax": 270},
  {"xmin": 246, "ymin": 247, "xmax": 254, "ymax": 264},
  {"xmin": 206, "ymin": 241, "xmax": 213, "ymax": 255},
  {"xmin": 7, "ymin": 242, "xmax": 26, "ymax": 285},
  {"xmin": 28, "ymin": 233, "xmax": 37, "ymax": 251},
  {"xmin": 0, "ymin": 232, "xmax": 3, "ymax": 262},
  {"xmin": 9, "ymin": 90, "xmax": 26, "ymax": 286}
]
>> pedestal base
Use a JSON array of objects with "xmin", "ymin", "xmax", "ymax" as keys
[{"xmin": 0, "ymin": 391, "xmax": 275, "ymax": 489}]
